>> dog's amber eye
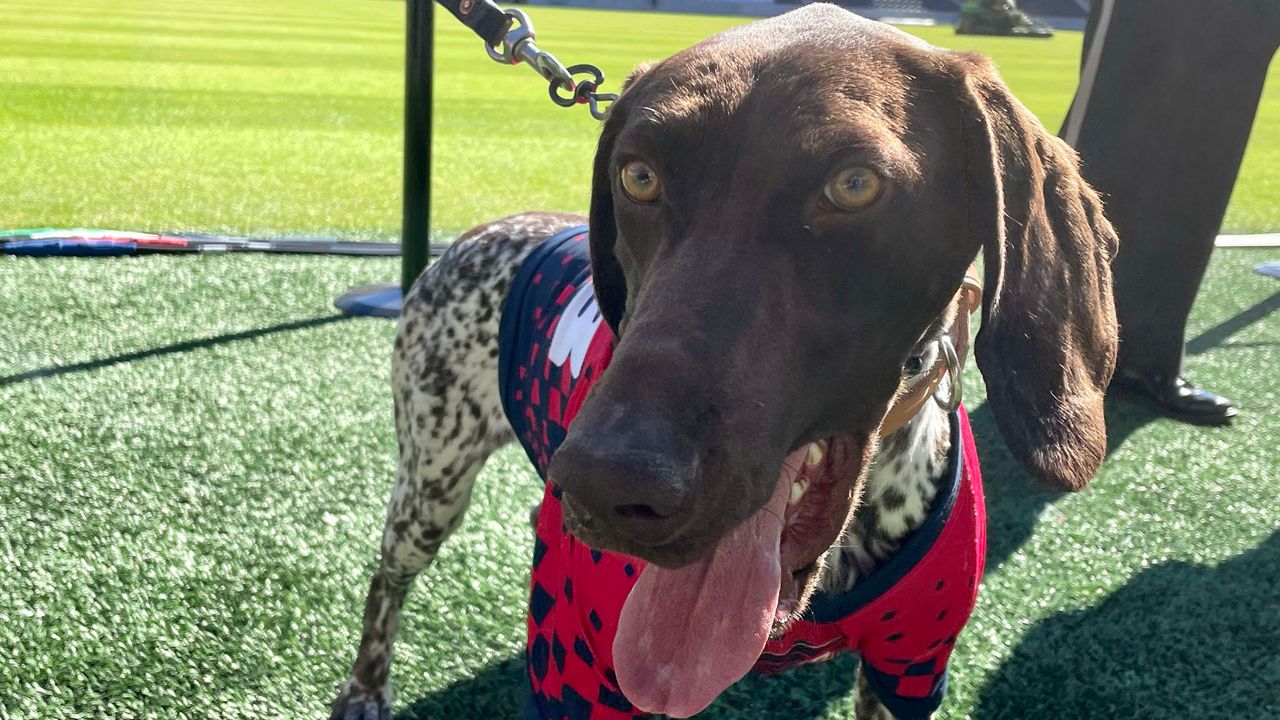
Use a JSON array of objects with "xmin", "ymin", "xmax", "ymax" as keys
[
  {"xmin": 620, "ymin": 161, "xmax": 662, "ymax": 203},
  {"xmin": 824, "ymin": 166, "xmax": 882, "ymax": 211}
]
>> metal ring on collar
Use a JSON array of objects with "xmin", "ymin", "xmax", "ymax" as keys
[{"xmin": 933, "ymin": 335, "xmax": 963, "ymax": 413}]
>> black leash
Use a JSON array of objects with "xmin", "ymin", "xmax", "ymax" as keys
[
  {"xmin": 433, "ymin": 0, "xmax": 617, "ymax": 119},
  {"xmin": 436, "ymin": 0, "xmax": 511, "ymax": 46}
]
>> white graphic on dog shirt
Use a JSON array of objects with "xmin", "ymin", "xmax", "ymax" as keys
[{"xmin": 547, "ymin": 279, "xmax": 602, "ymax": 378}]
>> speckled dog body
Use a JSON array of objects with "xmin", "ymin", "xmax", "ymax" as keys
[
  {"xmin": 331, "ymin": 3, "xmax": 1122, "ymax": 716},
  {"xmin": 330, "ymin": 212, "xmax": 955, "ymax": 720},
  {"xmin": 330, "ymin": 213, "xmax": 577, "ymax": 719}
]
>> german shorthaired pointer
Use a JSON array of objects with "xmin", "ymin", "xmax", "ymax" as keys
[{"xmin": 331, "ymin": 5, "xmax": 1118, "ymax": 719}]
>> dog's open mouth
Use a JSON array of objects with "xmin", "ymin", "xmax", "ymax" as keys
[{"xmin": 612, "ymin": 434, "xmax": 864, "ymax": 718}]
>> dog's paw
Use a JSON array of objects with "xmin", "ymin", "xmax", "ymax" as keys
[{"xmin": 329, "ymin": 679, "xmax": 391, "ymax": 720}]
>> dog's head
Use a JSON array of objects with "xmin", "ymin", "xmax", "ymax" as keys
[{"xmin": 547, "ymin": 6, "xmax": 1116, "ymax": 714}]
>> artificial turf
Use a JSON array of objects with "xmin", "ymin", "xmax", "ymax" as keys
[{"xmin": 1, "ymin": 1, "xmax": 1277, "ymax": 719}]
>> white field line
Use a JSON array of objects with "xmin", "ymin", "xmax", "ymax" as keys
[{"xmin": 1217, "ymin": 234, "xmax": 1280, "ymax": 248}]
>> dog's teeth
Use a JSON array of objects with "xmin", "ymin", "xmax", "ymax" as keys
[
  {"xmin": 805, "ymin": 441, "xmax": 826, "ymax": 467},
  {"xmin": 789, "ymin": 479, "xmax": 808, "ymax": 506}
]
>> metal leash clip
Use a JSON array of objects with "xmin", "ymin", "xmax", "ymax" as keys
[
  {"xmin": 485, "ymin": 8, "xmax": 616, "ymax": 119},
  {"xmin": 933, "ymin": 335, "xmax": 964, "ymax": 413},
  {"xmin": 549, "ymin": 64, "xmax": 618, "ymax": 120}
]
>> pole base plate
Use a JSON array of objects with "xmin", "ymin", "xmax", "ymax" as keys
[{"xmin": 335, "ymin": 282, "xmax": 403, "ymax": 318}]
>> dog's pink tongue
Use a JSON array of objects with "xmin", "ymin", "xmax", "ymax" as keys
[{"xmin": 613, "ymin": 466, "xmax": 795, "ymax": 718}]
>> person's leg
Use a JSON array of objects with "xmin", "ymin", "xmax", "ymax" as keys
[{"xmin": 1061, "ymin": 0, "xmax": 1280, "ymax": 423}]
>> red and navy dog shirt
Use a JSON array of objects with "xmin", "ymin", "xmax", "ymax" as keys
[{"xmin": 498, "ymin": 226, "xmax": 987, "ymax": 720}]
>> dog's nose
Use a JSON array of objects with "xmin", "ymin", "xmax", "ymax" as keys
[{"xmin": 549, "ymin": 412, "xmax": 697, "ymax": 549}]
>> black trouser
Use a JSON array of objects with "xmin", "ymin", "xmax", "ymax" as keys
[{"xmin": 1061, "ymin": 0, "xmax": 1280, "ymax": 379}]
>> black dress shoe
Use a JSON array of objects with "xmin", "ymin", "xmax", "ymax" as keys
[{"xmin": 1110, "ymin": 370, "xmax": 1239, "ymax": 425}]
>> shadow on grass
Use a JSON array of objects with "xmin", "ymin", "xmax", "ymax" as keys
[
  {"xmin": 1084, "ymin": 289, "xmax": 1280, "ymax": 457},
  {"xmin": 973, "ymin": 530, "xmax": 1280, "ymax": 719},
  {"xmin": 966, "ymin": 399, "xmax": 1161, "ymax": 574},
  {"xmin": 395, "ymin": 655, "xmax": 526, "ymax": 720},
  {"xmin": 395, "ymin": 651, "xmax": 861, "ymax": 720},
  {"xmin": 971, "ymin": 375, "xmax": 1193, "ymax": 573},
  {"xmin": 1186, "ymin": 289, "xmax": 1280, "ymax": 356},
  {"xmin": 0, "ymin": 314, "xmax": 352, "ymax": 387}
]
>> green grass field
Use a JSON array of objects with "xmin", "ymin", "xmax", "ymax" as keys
[{"xmin": 1, "ymin": 1, "xmax": 1278, "ymax": 719}]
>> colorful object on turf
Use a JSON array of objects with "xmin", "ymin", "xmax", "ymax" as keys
[
  {"xmin": 1256, "ymin": 261, "xmax": 1280, "ymax": 280},
  {"xmin": 0, "ymin": 228, "xmax": 402, "ymax": 257}
]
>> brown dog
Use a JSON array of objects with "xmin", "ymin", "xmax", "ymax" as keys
[{"xmin": 332, "ymin": 5, "xmax": 1117, "ymax": 719}]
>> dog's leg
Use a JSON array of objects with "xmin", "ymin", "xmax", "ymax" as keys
[
  {"xmin": 846, "ymin": 404, "xmax": 950, "ymax": 720},
  {"xmin": 855, "ymin": 665, "xmax": 911, "ymax": 720},
  {"xmin": 330, "ymin": 213, "xmax": 583, "ymax": 720}
]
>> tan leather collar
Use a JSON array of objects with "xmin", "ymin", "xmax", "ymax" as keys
[{"xmin": 880, "ymin": 268, "xmax": 982, "ymax": 439}]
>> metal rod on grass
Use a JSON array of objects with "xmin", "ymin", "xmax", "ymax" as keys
[{"xmin": 401, "ymin": 0, "xmax": 434, "ymax": 293}]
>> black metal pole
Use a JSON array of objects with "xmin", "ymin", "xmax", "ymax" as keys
[{"xmin": 401, "ymin": 0, "xmax": 433, "ymax": 293}]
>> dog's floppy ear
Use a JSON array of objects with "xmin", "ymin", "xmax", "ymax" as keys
[
  {"xmin": 589, "ymin": 64, "xmax": 651, "ymax": 336},
  {"xmin": 952, "ymin": 53, "xmax": 1118, "ymax": 490}
]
